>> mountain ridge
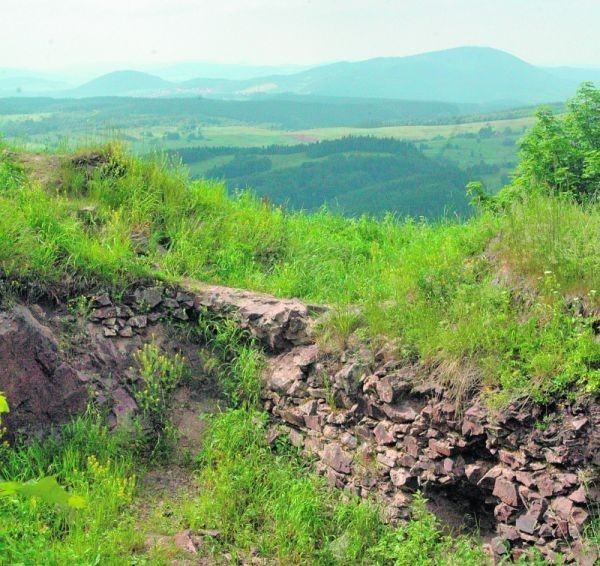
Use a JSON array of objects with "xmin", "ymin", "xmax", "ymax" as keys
[{"xmin": 2, "ymin": 47, "xmax": 598, "ymax": 105}]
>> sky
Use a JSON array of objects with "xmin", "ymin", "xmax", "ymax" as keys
[{"xmin": 2, "ymin": 0, "xmax": 599, "ymax": 74}]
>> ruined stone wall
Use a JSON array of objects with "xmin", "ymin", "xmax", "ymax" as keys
[
  {"xmin": 0, "ymin": 281, "xmax": 311, "ymax": 437},
  {"xmin": 261, "ymin": 342, "xmax": 599, "ymax": 563},
  {"xmin": 2, "ymin": 281, "xmax": 598, "ymax": 562}
]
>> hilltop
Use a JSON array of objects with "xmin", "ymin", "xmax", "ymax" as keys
[
  {"xmin": 70, "ymin": 70, "xmax": 172, "ymax": 97},
  {"xmin": 0, "ymin": 85, "xmax": 598, "ymax": 564}
]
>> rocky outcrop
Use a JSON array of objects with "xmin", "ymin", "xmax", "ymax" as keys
[
  {"xmin": 184, "ymin": 280, "xmax": 313, "ymax": 351},
  {"xmin": 2, "ymin": 280, "xmax": 597, "ymax": 562},
  {"xmin": 0, "ymin": 306, "xmax": 88, "ymax": 438},
  {"xmin": 0, "ymin": 280, "xmax": 313, "ymax": 438},
  {"xmin": 262, "ymin": 345, "xmax": 600, "ymax": 563}
]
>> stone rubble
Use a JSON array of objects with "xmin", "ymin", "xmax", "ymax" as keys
[
  {"xmin": 2, "ymin": 281, "xmax": 598, "ymax": 563},
  {"xmin": 261, "ymin": 342, "xmax": 600, "ymax": 563}
]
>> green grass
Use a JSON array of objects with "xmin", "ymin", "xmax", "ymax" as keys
[
  {"xmin": 0, "ymin": 139, "xmax": 597, "ymax": 403},
  {"xmin": 186, "ymin": 409, "xmax": 488, "ymax": 565},
  {"xmin": 0, "ymin": 317, "xmax": 489, "ymax": 565},
  {"xmin": 0, "ymin": 411, "xmax": 142, "ymax": 564},
  {"xmin": 293, "ymin": 116, "xmax": 536, "ymax": 143}
]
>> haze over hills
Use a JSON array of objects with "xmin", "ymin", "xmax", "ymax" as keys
[
  {"xmin": 2, "ymin": 46, "xmax": 597, "ymax": 108},
  {"xmin": 70, "ymin": 70, "xmax": 172, "ymax": 97},
  {"xmin": 1, "ymin": 47, "xmax": 597, "ymax": 107},
  {"xmin": 143, "ymin": 61, "xmax": 314, "ymax": 82}
]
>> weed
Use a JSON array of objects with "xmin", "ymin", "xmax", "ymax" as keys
[{"xmin": 132, "ymin": 339, "xmax": 188, "ymax": 459}]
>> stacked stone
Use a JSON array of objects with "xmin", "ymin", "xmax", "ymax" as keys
[
  {"xmin": 89, "ymin": 286, "xmax": 193, "ymax": 338},
  {"xmin": 89, "ymin": 282, "xmax": 312, "ymax": 352},
  {"xmin": 262, "ymin": 346, "xmax": 599, "ymax": 563}
]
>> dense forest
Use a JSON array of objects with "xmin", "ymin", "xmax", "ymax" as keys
[
  {"xmin": 0, "ymin": 95, "xmax": 478, "ymax": 130},
  {"xmin": 172, "ymin": 136, "xmax": 471, "ymax": 217}
]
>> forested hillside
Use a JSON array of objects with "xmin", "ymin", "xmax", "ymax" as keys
[{"xmin": 174, "ymin": 137, "xmax": 470, "ymax": 217}]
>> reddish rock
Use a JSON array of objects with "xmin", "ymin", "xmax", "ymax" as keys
[
  {"xmin": 570, "ymin": 506, "xmax": 589, "ymax": 528},
  {"xmin": 112, "ymin": 387, "xmax": 137, "ymax": 424},
  {"xmin": 544, "ymin": 447, "xmax": 567, "ymax": 465},
  {"xmin": 404, "ymin": 435, "xmax": 420, "ymax": 458},
  {"xmin": 497, "ymin": 524, "xmax": 520, "ymax": 541},
  {"xmin": 279, "ymin": 408, "xmax": 305, "ymax": 428},
  {"xmin": 373, "ymin": 422, "xmax": 394, "ymax": 445},
  {"xmin": 191, "ymin": 282, "xmax": 312, "ymax": 350},
  {"xmin": 426, "ymin": 427, "xmax": 440, "ymax": 438},
  {"xmin": 516, "ymin": 514, "xmax": 538, "ymax": 535},
  {"xmin": 383, "ymin": 403, "xmax": 418, "ymax": 423},
  {"xmin": 461, "ymin": 418, "xmax": 485, "ymax": 437},
  {"xmin": 377, "ymin": 449, "xmax": 398, "ymax": 468},
  {"xmin": 0, "ymin": 307, "xmax": 88, "ymax": 438},
  {"xmin": 571, "ymin": 416, "xmax": 588, "ymax": 431},
  {"xmin": 568, "ymin": 486, "xmax": 587, "ymax": 504},
  {"xmin": 536, "ymin": 475, "xmax": 557, "ymax": 498},
  {"xmin": 134, "ymin": 286, "xmax": 163, "ymax": 309},
  {"xmin": 465, "ymin": 464, "xmax": 484, "ymax": 484},
  {"xmin": 322, "ymin": 443, "xmax": 353, "ymax": 474},
  {"xmin": 298, "ymin": 399, "xmax": 317, "ymax": 416},
  {"xmin": 515, "ymin": 471, "xmax": 535, "ymax": 488},
  {"xmin": 340, "ymin": 432, "xmax": 357, "ymax": 450},
  {"xmin": 304, "ymin": 415, "xmax": 322, "ymax": 431},
  {"xmin": 491, "ymin": 537, "xmax": 509, "ymax": 556},
  {"xmin": 268, "ymin": 352, "xmax": 304, "ymax": 394},
  {"xmin": 442, "ymin": 458, "xmax": 455, "ymax": 474},
  {"xmin": 493, "ymin": 477, "xmax": 519, "ymax": 508},
  {"xmin": 428, "ymin": 439, "xmax": 454, "ymax": 457},
  {"xmin": 498, "ymin": 449, "xmax": 527, "ymax": 469},
  {"xmin": 91, "ymin": 306, "xmax": 118, "ymax": 320},
  {"xmin": 397, "ymin": 452, "xmax": 417, "ymax": 468},
  {"xmin": 118, "ymin": 325, "xmax": 133, "ymax": 337},
  {"xmin": 287, "ymin": 428, "xmax": 304, "ymax": 447},
  {"xmin": 376, "ymin": 377, "xmax": 395, "ymax": 404},
  {"xmin": 494, "ymin": 502, "xmax": 517, "ymax": 522},
  {"xmin": 128, "ymin": 315, "xmax": 147, "ymax": 329},
  {"xmin": 551, "ymin": 496, "xmax": 573, "ymax": 520},
  {"xmin": 362, "ymin": 374, "xmax": 379, "ymax": 394},
  {"xmin": 390, "ymin": 468, "xmax": 412, "ymax": 488}
]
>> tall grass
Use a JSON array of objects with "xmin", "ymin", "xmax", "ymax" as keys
[
  {"xmin": 188, "ymin": 409, "xmax": 487, "ymax": 565},
  {"xmin": 0, "ymin": 411, "xmax": 142, "ymax": 563},
  {"xmin": 0, "ymin": 143, "xmax": 598, "ymax": 401}
]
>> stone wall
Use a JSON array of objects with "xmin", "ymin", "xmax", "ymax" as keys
[
  {"xmin": 0, "ymin": 281, "xmax": 312, "ymax": 437},
  {"xmin": 2, "ymin": 281, "xmax": 598, "ymax": 562},
  {"xmin": 261, "ymin": 341, "xmax": 599, "ymax": 563}
]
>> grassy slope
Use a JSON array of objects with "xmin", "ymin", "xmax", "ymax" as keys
[
  {"xmin": 0, "ymin": 142, "xmax": 598, "ymax": 402},
  {"xmin": 0, "ymin": 137, "xmax": 598, "ymax": 563}
]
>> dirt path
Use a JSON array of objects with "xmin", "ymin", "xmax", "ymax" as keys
[{"xmin": 135, "ymin": 385, "xmax": 222, "ymax": 562}]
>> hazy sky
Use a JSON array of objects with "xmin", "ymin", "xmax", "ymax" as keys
[{"xmin": 2, "ymin": 0, "xmax": 599, "ymax": 72}]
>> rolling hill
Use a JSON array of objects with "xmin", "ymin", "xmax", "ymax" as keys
[
  {"xmin": 181, "ymin": 47, "xmax": 578, "ymax": 105},
  {"xmin": 4, "ymin": 47, "xmax": 594, "ymax": 108},
  {"xmin": 71, "ymin": 70, "xmax": 172, "ymax": 97},
  {"xmin": 179, "ymin": 136, "xmax": 471, "ymax": 218}
]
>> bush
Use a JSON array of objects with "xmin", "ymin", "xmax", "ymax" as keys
[{"xmin": 510, "ymin": 83, "xmax": 600, "ymax": 200}]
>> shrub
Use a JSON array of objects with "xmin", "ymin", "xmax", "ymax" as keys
[{"xmin": 510, "ymin": 82, "xmax": 600, "ymax": 200}]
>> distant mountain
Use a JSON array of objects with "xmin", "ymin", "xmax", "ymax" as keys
[
  {"xmin": 3, "ymin": 47, "xmax": 599, "ymax": 107},
  {"xmin": 181, "ymin": 47, "xmax": 579, "ymax": 106},
  {"xmin": 71, "ymin": 70, "xmax": 172, "ymax": 97},
  {"xmin": 144, "ymin": 62, "xmax": 312, "ymax": 82},
  {"xmin": 0, "ymin": 68, "xmax": 72, "ymax": 96},
  {"xmin": 545, "ymin": 66, "xmax": 600, "ymax": 86}
]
